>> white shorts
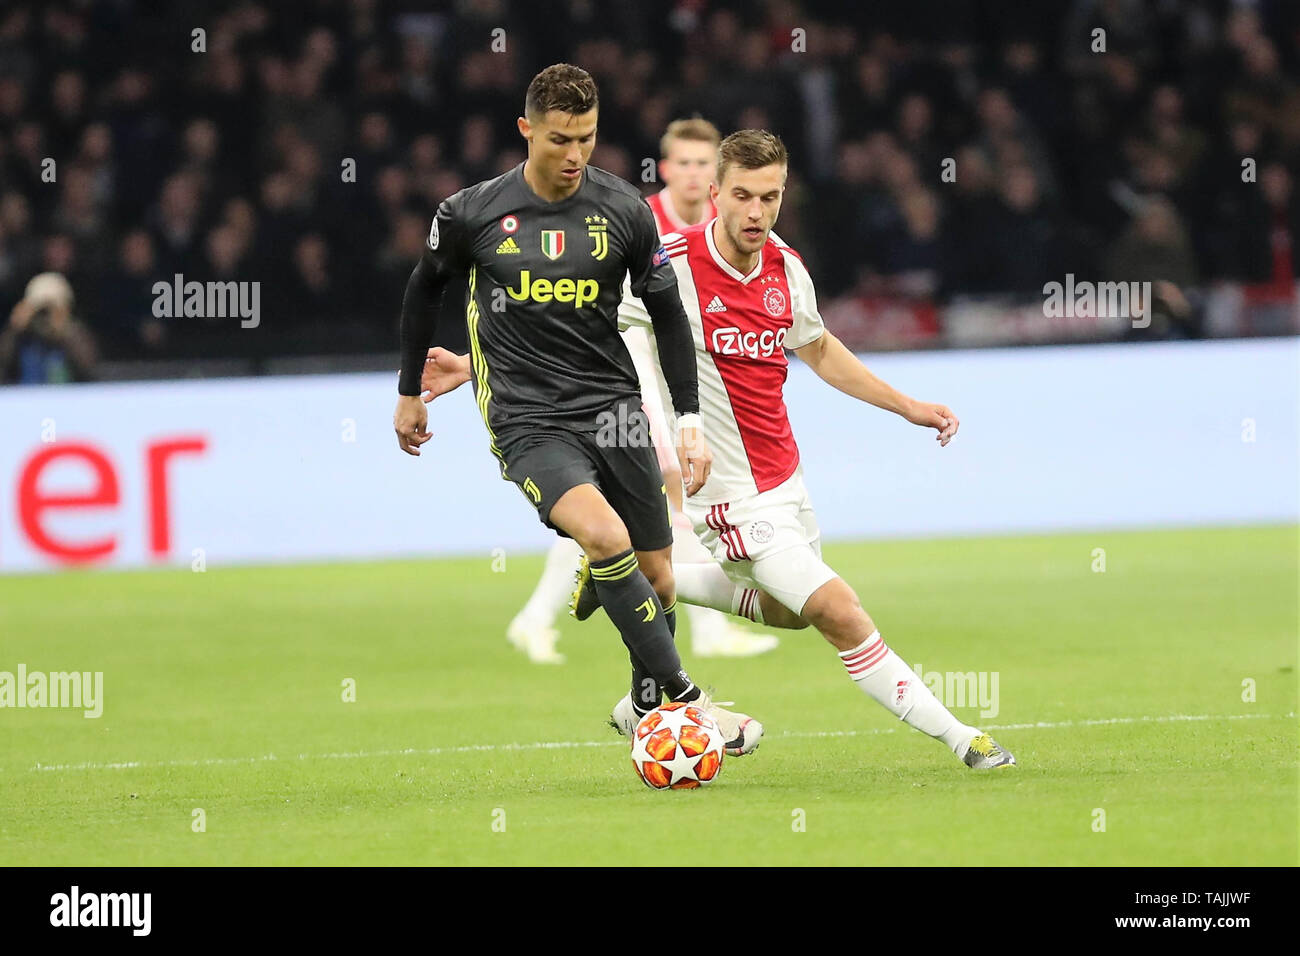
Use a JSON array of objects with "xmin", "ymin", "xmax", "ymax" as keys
[
  {"xmin": 682, "ymin": 467, "xmax": 838, "ymax": 616},
  {"xmin": 621, "ymin": 325, "xmax": 678, "ymax": 474}
]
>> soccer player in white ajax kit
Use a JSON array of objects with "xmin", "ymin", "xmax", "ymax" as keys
[
  {"xmin": 597, "ymin": 129, "xmax": 1016, "ymax": 769},
  {"xmin": 494, "ymin": 118, "xmax": 779, "ymax": 663}
]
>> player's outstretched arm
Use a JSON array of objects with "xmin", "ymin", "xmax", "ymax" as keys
[
  {"xmin": 421, "ymin": 347, "xmax": 471, "ymax": 402},
  {"xmin": 793, "ymin": 330, "xmax": 959, "ymax": 446}
]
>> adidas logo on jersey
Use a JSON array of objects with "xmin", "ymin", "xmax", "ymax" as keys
[
  {"xmin": 705, "ymin": 295, "xmax": 727, "ymax": 313},
  {"xmin": 496, "ymin": 237, "xmax": 521, "ymax": 254}
]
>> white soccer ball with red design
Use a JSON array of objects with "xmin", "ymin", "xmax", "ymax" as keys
[{"xmin": 629, "ymin": 701, "xmax": 725, "ymax": 790}]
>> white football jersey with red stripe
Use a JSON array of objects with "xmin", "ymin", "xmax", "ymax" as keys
[
  {"xmin": 620, "ymin": 219, "xmax": 826, "ymax": 504},
  {"xmin": 646, "ymin": 188, "xmax": 716, "ymax": 237}
]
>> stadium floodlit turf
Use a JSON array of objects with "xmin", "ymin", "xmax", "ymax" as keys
[{"xmin": 1, "ymin": 525, "xmax": 1295, "ymax": 866}]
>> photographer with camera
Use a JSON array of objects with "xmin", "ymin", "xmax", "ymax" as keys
[{"xmin": 0, "ymin": 272, "xmax": 97, "ymax": 384}]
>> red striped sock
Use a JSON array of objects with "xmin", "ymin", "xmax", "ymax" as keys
[
  {"xmin": 839, "ymin": 630, "xmax": 890, "ymax": 678},
  {"xmin": 838, "ymin": 630, "xmax": 973, "ymax": 750},
  {"xmin": 730, "ymin": 588, "xmax": 764, "ymax": 624}
]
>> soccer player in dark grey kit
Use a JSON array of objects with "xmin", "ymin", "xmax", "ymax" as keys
[{"xmin": 393, "ymin": 64, "xmax": 762, "ymax": 755}]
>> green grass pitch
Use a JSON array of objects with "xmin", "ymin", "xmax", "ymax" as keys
[{"xmin": 1, "ymin": 525, "xmax": 1295, "ymax": 866}]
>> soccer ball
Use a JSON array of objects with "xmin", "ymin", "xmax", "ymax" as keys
[{"xmin": 630, "ymin": 701, "xmax": 725, "ymax": 790}]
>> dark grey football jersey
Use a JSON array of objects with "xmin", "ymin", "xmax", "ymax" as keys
[{"xmin": 423, "ymin": 163, "xmax": 677, "ymax": 435}]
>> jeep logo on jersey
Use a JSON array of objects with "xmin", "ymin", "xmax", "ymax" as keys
[
  {"xmin": 710, "ymin": 326, "xmax": 788, "ymax": 358},
  {"xmin": 506, "ymin": 270, "xmax": 599, "ymax": 308},
  {"xmin": 541, "ymin": 230, "xmax": 565, "ymax": 260}
]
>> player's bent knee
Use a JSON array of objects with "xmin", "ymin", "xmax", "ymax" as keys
[
  {"xmin": 636, "ymin": 556, "xmax": 675, "ymax": 607},
  {"xmin": 549, "ymin": 485, "xmax": 632, "ymax": 558},
  {"xmin": 766, "ymin": 601, "xmax": 810, "ymax": 630},
  {"xmin": 801, "ymin": 579, "xmax": 871, "ymax": 638},
  {"xmin": 806, "ymin": 600, "xmax": 866, "ymax": 634},
  {"xmin": 565, "ymin": 516, "xmax": 631, "ymax": 560},
  {"xmin": 640, "ymin": 563, "xmax": 674, "ymax": 599},
  {"xmin": 585, "ymin": 526, "xmax": 632, "ymax": 560},
  {"xmin": 648, "ymin": 566, "xmax": 674, "ymax": 599}
]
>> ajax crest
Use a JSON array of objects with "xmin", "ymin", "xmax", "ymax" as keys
[{"xmin": 763, "ymin": 286, "xmax": 786, "ymax": 317}]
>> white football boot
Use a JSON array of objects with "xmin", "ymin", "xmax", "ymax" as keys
[
  {"xmin": 961, "ymin": 732, "xmax": 1017, "ymax": 769},
  {"xmin": 609, "ymin": 693, "xmax": 640, "ymax": 737},
  {"xmin": 692, "ymin": 623, "xmax": 780, "ymax": 658},
  {"xmin": 689, "ymin": 606, "xmax": 779, "ymax": 658},
  {"xmin": 692, "ymin": 690, "xmax": 763, "ymax": 756},
  {"xmin": 505, "ymin": 617, "xmax": 564, "ymax": 664}
]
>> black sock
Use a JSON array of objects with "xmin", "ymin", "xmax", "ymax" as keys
[
  {"xmin": 663, "ymin": 600, "xmax": 698, "ymax": 701},
  {"xmin": 630, "ymin": 652, "xmax": 659, "ymax": 716},
  {"xmin": 630, "ymin": 598, "xmax": 678, "ymax": 715},
  {"xmin": 672, "ymin": 682, "xmax": 701, "ymax": 703},
  {"xmin": 590, "ymin": 549, "xmax": 694, "ymax": 699}
]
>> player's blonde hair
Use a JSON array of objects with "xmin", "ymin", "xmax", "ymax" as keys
[
  {"xmin": 716, "ymin": 129, "xmax": 788, "ymax": 185},
  {"xmin": 659, "ymin": 117, "xmax": 722, "ymax": 158}
]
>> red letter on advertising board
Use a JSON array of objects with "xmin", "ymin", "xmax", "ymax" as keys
[
  {"xmin": 147, "ymin": 436, "xmax": 208, "ymax": 558},
  {"xmin": 17, "ymin": 443, "xmax": 120, "ymax": 563}
]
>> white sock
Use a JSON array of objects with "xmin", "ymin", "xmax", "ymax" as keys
[
  {"xmin": 671, "ymin": 513, "xmax": 713, "ymax": 563},
  {"xmin": 673, "ymin": 562, "xmax": 764, "ymax": 624},
  {"xmin": 839, "ymin": 631, "xmax": 977, "ymax": 756},
  {"xmin": 512, "ymin": 537, "xmax": 584, "ymax": 629}
]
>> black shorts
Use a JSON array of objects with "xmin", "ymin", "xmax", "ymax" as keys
[{"xmin": 493, "ymin": 410, "xmax": 672, "ymax": 553}]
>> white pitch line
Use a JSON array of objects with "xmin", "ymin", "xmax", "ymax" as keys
[
  {"xmin": 14, "ymin": 711, "xmax": 1296, "ymax": 774},
  {"xmin": 23, "ymin": 739, "xmax": 622, "ymax": 774},
  {"xmin": 790, "ymin": 710, "xmax": 1298, "ymax": 738}
]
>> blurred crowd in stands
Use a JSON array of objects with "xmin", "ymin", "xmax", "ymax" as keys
[{"xmin": 1, "ymin": 0, "xmax": 1298, "ymax": 381}]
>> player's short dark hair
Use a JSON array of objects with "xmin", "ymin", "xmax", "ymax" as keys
[
  {"xmin": 660, "ymin": 117, "xmax": 721, "ymax": 158},
  {"xmin": 525, "ymin": 63, "xmax": 599, "ymax": 119},
  {"xmin": 716, "ymin": 129, "xmax": 788, "ymax": 185}
]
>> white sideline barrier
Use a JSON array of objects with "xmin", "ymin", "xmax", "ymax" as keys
[{"xmin": 0, "ymin": 338, "xmax": 1295, "ymax": 573}]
